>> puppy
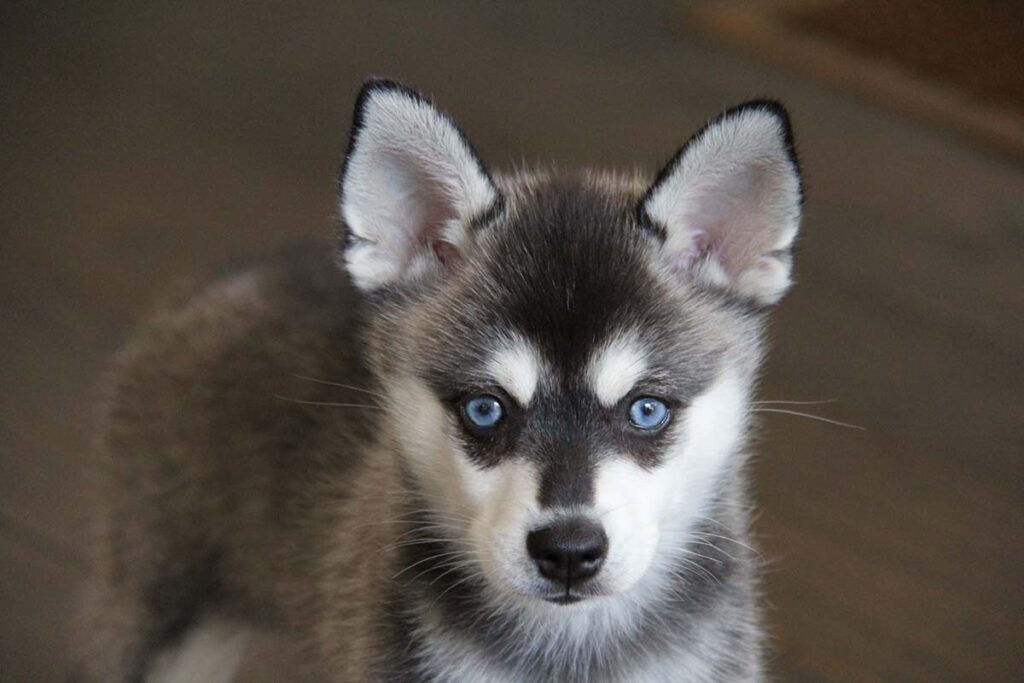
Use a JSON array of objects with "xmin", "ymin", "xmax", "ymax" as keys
[{"xmin": 81, "ymin": 79, "xmax": 802, "ymax": 682}]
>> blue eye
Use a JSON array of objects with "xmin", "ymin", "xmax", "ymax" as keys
[
  {"xmin": 462, "ymin": 395, "xmax": 504, "ymax": 429},
  {"xmin": 629, "ymin": 397, "xmax": 669, "ymax": 430}
]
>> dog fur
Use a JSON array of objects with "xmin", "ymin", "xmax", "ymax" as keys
[{"xmin": 79, "ymin": 79, "xmax": 802, "ymax": 682}]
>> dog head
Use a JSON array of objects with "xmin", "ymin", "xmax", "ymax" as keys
[{"xmin": 339, "ymin": 80, "xmax": 801, "ymax": 607}]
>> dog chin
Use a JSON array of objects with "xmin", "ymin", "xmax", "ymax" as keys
[{"xmin": 491, "ymin": 575, "xmax": 599, "ymax": 606}]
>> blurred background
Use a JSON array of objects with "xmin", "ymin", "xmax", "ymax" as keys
[{"xmin": 2, "ymin": 1, "xmax": 1021, "ymax": 681}]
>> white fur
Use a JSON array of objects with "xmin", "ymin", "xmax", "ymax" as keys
[
  {"xmin": 387, "ymin": 358, "xmax": 750, "ymax": 604},
  {"xmin": 407, "ymin": 623, "xmax": 518, "ymax": 683},
  {"xmin": 146, "ymin": 617, "xmax": 250, "ymax": 683},
  {"xmin": 487, "ymin": 336, "xmax": 543, "ymax": 405},
  {"xmin": 410, "ymin": 608, "xmax": 725, "ymax": 682},
  {"xmin": 385, "ymin": 353, "xmax": 754, "ymax": 682},
  {"xmin": 629, "ymin": 648, "xmax": 734, "ymax": 683},
  {"xmin": 593, "ymin": 366, "xmax": 751, "ymax": 598},
  {"xmin": 463, "ymin": 457, "xmax": 543, "ymax": 599},
  {"xmin": 340, "ymin": 85, "xmax": 497, "ymax": 290},
  {"xmin": 588, "ymin": 333, "xmax": 649, "ymax": 407},
  {"xmin": 385, "ymin": 373, "xmax": 542, "ymax": 596},
  {"xmin": 643, "ymin": 106, "xmax": 801, "ymax": 304},
  {"xmin": 387, "ymin": 374, "xmax": 467, "ymax": 509}
]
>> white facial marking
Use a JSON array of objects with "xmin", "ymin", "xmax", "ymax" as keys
[
  {"xmin": 387, "ymin": 358, "xmax": 752, "ymax": 654},
  {"xmin": 487, "ymin": 337, "xmax": 543, "ymax": 405},
  {"xmin": 675, "ymin": 367, "xmax": 750, "ymax": 491},
  {"xmin": 593, "ymin": 457, "xmax": 663, "ymax": 592},
  {"xmin": 385, "ymin": 373, "xmax": 543, "ymax": 595},
  {"xmin": 593, "ymin": 367, "xmax": 750, "ymax": 596},
  {"xmin": 465, "ymin": 457, "xmax": 542, "ymax": 594},
  {"xmin": 589, "ymin": 334, "xmax": 649, "ymax": 407}
]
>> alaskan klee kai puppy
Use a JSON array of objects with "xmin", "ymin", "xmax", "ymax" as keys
[{"xmin": 81, "ymin": 79, "xmax": 802, "ymax": 682}]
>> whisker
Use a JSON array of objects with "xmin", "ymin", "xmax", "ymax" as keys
[
  {"xmin": 676, "ymin": 548, "xmax": 724, "ymax": 565},
  {"xmin": 689, "ymin": 537, "xmax": 740, "ymax": 563},
  {"xmin": 394, "ymin": 521, "xmax": 470, "ymax": 534},
  {"xmin": 426, "ymin": 571, "xmax": 479, "ymax": 611},
  {"xmin": 391, "ymin": 550, "xmax": 468, "ymax": 580},
  {"xmin": 349, "ymin": 513, "xmax": 471, "ymax": 534},
  {"xmin": 383, "ymin": 537, "xmax": 468, "ymax": 552},
  {"xmin": 409, "ymin": 551, "xmax": 479, "ymax": 584},
  {"xmin": 690, "ymin": 531, "xmax": 762, "ymax": 556},
  {"xmin": 380, "ymin": 529, "xmax": 476, "ymax": 550},
  {"xmin": 289, "ymin": 373, "xmax": 386, "ymax": 399},
  {"xmin": 664, "ymin": 557, "xmax": 721, "ymax": 587},
  {"xmin": 424, "ymin": 553, "xmax": 480, "ymax": 585},
  {"xmin": 376, "ymin": 506, "xmax": 473, "ymax": 521},
  {"xmin": 752, "ymin": 408, "xmax": 865, "ymax": 431},
  {"xmin": 273, "ymin": 394, "xmax": 382, "ymax": 410},
  {"xmin": 382, "ymin": 526, "xmax": 466, "ymax": 544},
  {"xmin": 753, "ymin": 398, "xmax": 838, "ymax": 406}
]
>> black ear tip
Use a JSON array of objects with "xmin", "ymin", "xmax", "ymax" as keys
[
  {"xmin": 733, "ymin": 98, "xmax": 791, "ymax": 119},
  {"xmin": 358, "ymin": 77, "xmax": 424, "ymax": 99},
  {"xmin": 718, "ymin": 98, "xmax": 799, "ymax": 176},
  {"xmin": 344, "ymin": 78, "xmax": 430, "ymax": 183},
  {"xmin": 355, "ymin": 77, "xmax": 428, "ymax": 112},
  {"xmin": 720, "ymin": 99, "xmax": 793, "ymax": 138}
]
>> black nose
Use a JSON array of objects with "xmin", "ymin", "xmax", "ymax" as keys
[{"xmin": 526, "ymin": 518, "xmax": 608, "ymax": 585}]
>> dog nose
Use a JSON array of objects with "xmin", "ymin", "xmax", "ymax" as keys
[{"xmin": 526, "ymin": 518, "xmax": 608, "ymax": 585}]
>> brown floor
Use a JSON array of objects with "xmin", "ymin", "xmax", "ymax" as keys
[{"xmin": 2, "ymin": 2, "xmax": 1022, "ymax": 681}]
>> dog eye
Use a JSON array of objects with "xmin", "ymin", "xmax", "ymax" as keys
[
  {"xmin": 628, "ymin": 397, "xmax": 669, "ymax": 430},
  {"xmin": 461, "ymin": 394, "xmax": 504, "ymax": 429}
]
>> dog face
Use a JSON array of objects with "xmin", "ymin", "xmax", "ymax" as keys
[{"xmin": 339, "ymin": 81, "xmax": 801, "ymax": 607}]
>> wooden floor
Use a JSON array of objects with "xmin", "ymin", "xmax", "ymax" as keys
[{"xmin": 2, "ymin": 2, "xmax": 1021, "ymax": 681}]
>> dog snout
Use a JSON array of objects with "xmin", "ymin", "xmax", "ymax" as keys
[{"xmin": 526, "ymin": 517, "xmax": 608, "ymax": 585}]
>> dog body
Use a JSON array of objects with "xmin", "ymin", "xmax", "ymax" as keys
[{"xmin": 81, "ymin": 81, "xmax": 802, "ymax": 682}]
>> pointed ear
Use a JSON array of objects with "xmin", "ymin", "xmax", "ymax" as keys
[
  {"xmin": 338, "ymin": 80, "xmax": 500, "ymax": 291},
  {"xmin": 638, "ymin": 101, "xmax": 802, "ymax": 305}
]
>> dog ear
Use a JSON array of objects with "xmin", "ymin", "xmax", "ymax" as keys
[
  {"xmin": 638, "ymin": 101, "xmax": 802, "ymax": 306},
  {"xmin": 338, "ymin": 79, "xmax": 500, "ymax": 291}
]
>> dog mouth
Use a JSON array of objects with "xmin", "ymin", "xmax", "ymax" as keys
[
  {"xmin": 544, "ymin": 594, "xmax": 584, "ymax": 605},
  {"xmin": 539, "ymin": 585, "xmax": 601, "ymax": 605}
]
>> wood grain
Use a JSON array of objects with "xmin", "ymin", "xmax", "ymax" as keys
[{"xmin": 682, "ymin": 0, "xmax": 1024, "ymax": 163}]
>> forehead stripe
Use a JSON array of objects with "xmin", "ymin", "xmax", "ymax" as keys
[
  {"xmin": 589, "ymin": 335, "xmax": 649, "ymax": 407},
  {"xmin": 487, "ymin": 339, "xmax": 542, "ymax": 405}
]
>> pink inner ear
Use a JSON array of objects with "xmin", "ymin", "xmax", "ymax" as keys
[
  {"xmin": 414, "ymin": 184, "xmax": 460, "ymax": 258},
  {"xmin": 672, "ymin": 228, "xmax": 712, "ymax": 274}
]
